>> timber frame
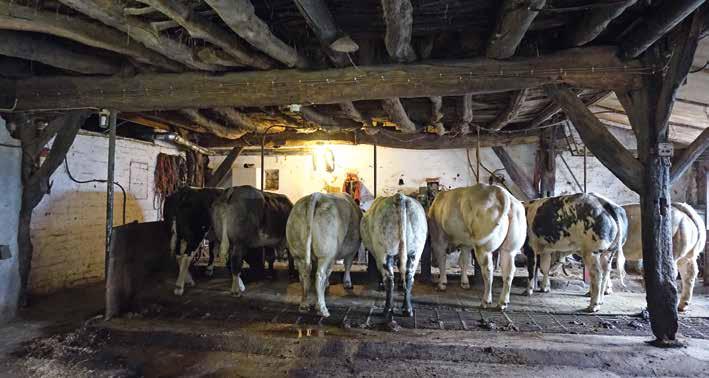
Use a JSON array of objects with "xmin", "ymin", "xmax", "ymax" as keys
[{"xmin": 1, "ymin": 0, "xmax": 709, "ymax": 346}]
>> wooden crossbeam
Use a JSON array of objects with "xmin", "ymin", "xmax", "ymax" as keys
[
  {"xmin": 141, "ymin": 0, "xmax": 273, "ymax": 70},
  {"xmin": 671, "ymin": 127, "xmax": 709, "ymax": 184},
  {"xmin": 213, "ymin": 108, "xmax": 257, "ymax": 131},
  {"xmin": 488, "ymin": 89, "xmax": 528, "ymax": 130},
  {"xmin": 0, "ymin": 30, "xmax": 121, "ymax": 75},
  {"xmin": 545, "ymin": 84, "xmax": 642, "ymax": 193},
  {"xmin": 620, "ymin": 0, "xmax": 705, "ymax": 59},
  {"xmin": 204, "ymin": 128, "xmax": 540, "ymax": 149},
  {"xmin": 487, "ymin": 0, "xmax": 546, "ymax": 59},
  {"xmin": 179, "ymin": 109, "xmax": 246, "ymax": 140},
  {"xmin": 492, "ymin": 146, "xmax": 537, "ymax": 200},
  {"xmin": 207, "ymin": 146, "xmax": 243, "ymax": 187},
  {"xmin": 205, "ymin": 0, "xmax": 306, "ymax": 68},
  {"xmin": 381, "ymin": 0, "xmax": 417, "ymax": 63},
  {"xmin": 382, "ymin": 98, "xmax": 419, "ymax": 133},
  {"xmin": 123, "ymin": 6, "xmax": 156, "ymax": 16},
  {"xmin": 294, "ymin": 0, "xmax": 358, "ymax": 56},
  {"xmin": 429, "ymin": 96, "xmax": 444, "ymax": 134},
  {"xmin": 565, "ymin": 0, "xmax": 636, "ymax": 46},
  {"xmin": 196, "ymin": 48, "xmax": 245, "ymax": 67},
  {"xmin": 13, "ymin": 47, "xmax": 646, "ymax": 112},
  {"xmin": 0, "ymin": 1, "xmax": 181, "ymax": 71},
  {"xmin": 454, "ymin": 94, "xmax": 474, "ymax": 134},
  {"xmin": 58, "ymin": 0, "xmax": 221, "ymax": 71}
]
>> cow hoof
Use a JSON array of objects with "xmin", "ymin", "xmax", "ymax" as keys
[
  {"xmin": 436, "ymin": 284, "xmax": 447, "ymax": 292},
  {"xmin": 173, "ymin": 287, "xmax": 184, "ymax": 296},
  {"xmin": 540, "ymin": 287, "xmax": 550, "ymax": 293},
  {"xmin": 317, "ymin": 308, "xmax": 330, "ymax": 318},
  {"xmin": 604, "ymin": 288, "xmax": 613, "ymax": 296},
  {"xmin": 230, "ymin": 290, "xmax": 242, "ymax": 297},
  {"xmin": 584, "ymin": 291, "xmax": 592, "ymax": 297},
  {"xmin": 678, "ymin": 302, "xmax": 689, "ymax": 312},
  {"xmin": 525, "ymin": 289, "xmax": 533, "ymax": 297},
  {"xmin": 298, "ymin": 304, "xmax": 311, "ymax": 313},
  {"xmin": 460, "ymin": 282, "xmax": 470, "ymax": 289},
  {"xmin": 205, "ymin": 268, "xmax": 214, "ymax": 277},
  {"xmin": 481, "ymin": 300, "xmax": 492, "ymax": 309},
  {"xmin": 402, "ymin": 308, "xmax": 414, "ymax": 318},
  {"xmin": 586, "ymin": 304, "xmax": 600, "ymax": 313},
  {"xmin": 343, "ymin": 282, "xmax": 353, "ymax": 290},
  {"xmin": 498, "ymin": 302, "xmax": 509, "ymax": 311}
]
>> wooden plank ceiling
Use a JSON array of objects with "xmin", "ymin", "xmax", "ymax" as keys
[{"xmin": 0, "ymin": 0, "xmax": 706, "ymax": 149}]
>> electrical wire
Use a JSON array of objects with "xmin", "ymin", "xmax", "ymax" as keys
[{"xmin": 64, "ymin": 156, "xmax": 127, "ymax": 225}]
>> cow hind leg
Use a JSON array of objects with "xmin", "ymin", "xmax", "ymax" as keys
[
  {"xmin": 677, "ymin": 257, "xmax": 698, "ymax": 312},
  {"xmin": 315, "ymin": 256, "xmax": 335, "ymax": 318},
  {"xmin": 599, "ymin": 251, "xmax": 613, "ymax": 301},
  {"xmin": 381, "ymin": 254, "xmax": 396, "ymax": 320},
  {"xmin": 459, "ymin": 248, "xmax": 472, "ymax": 289},
  {"xmin": 616, "ymin": 247, "xmax": 626, "ymax": 289},
  {"xmin": 229, "ymin": 246, "xmax": 246, "ymax": 297},
  {"xmin": 343, "ymin": 252, "xmax": 354, "ymax": 290},
  {"xmin": 295, "ymin": 257, "xmax": 313, "ymax": 313},
  {"xmin": 474, "ymin": 248, "xmax": 494, "ymax": 308},
  {"xmin": 206, "ymin": 242, "xmax": 216, "ymax": 277},
  {"xmin": 433, "ymin": 244, "xmax": 449, "ymax": 291},
  {"xmin": 584, "ymin": 252, "xmax": 602, "ymax": 312},
  {"xmin": 539, "ymin": 253, "xmax": 551, "ymax": 293},
  {"xmin": 498, "ymin": 249, "xmax": 517, "ymax": 310},
  {"xmin": 174, "ymin": 241, "xmax": 192, "ymax": 296},
  {"xmin": 402, "ymin": 253, "xmax": 417, "ymax": 317}
]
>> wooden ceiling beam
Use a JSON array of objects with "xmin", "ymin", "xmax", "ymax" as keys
[
  {"xmin": 13, "ymin": 46, "xmax": 646, "ymax": 112},
  {"xmin": 0, "ymin": 0, "xmax": 181, "ymax": 71},
  {"xmin": 123, "ymin": 6, "xmax": 156, "ymax": 16},
  {"xmin": 0, "ymin": 30, "xmax": 122, "ymax": 75},
  {"xmin": 382, "ymin": 98, "xmax": 419, "ymax": 133},
  {"xmin": 212, "ymin": 107, "xmax": 258, "ymax": 132},
  {"xmin": 204, "ymin": 0, "xmax": 306, "ymax": 68},
  {"xmin": 196, "ymin": 48, "xmax": 245, "ymax": 68},
  {"xmin": 453, "ymin": 94, "xmax": 474, "ymax": 134},
  {"xmin": 140, "ymin": 0, "xmax": 273, "ymax": 70},
  {"xmin": 204, "ymin": 128, "xmax": 540, "ymax": 149},
  {"xmin": 671, "ymin": 127, "xmax": 709, "ymax": 183},
  {"xmin": 429, "ymin": 96, "xmax": 444, "ymax": 134},
  {"xmin": 294, "ymin": 0, "xmax": 358, "ymax": 57},
  {"xmin": 527, "ymin": 90, "xmax": 610, "ymax": 128},
  {"xmin": 566, "ymin": 0, "xmax": 637, "ymax": 47},
  {"xmin": 179, "ymin": 109, "xmax": 246, "ymax": 140},
  {"xmin": 488, "ymin": 89, "xmax": 528, "ymax": 131},
  {"xmin": 58, "ymin": 0, "xmax": 222, "ymax": 71},
  {"xmin": 381, "ymin": 0, "xmax": 417, "ymax": 63},
  {"xmin": 487, "ymin": 0, "xmax": 546, "ymax": 59},
  {"xmin": 620, "ymin": 0, "xmax": 705, "ymax": 59}
]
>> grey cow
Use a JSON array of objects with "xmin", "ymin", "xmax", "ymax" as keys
[
  {"xmin": 361, "ymin": 193, "xmax": 427, "ymax": 319},
  {"xmin": 286, "ymin": 192, "xmax": 362, "ymax": 318}
]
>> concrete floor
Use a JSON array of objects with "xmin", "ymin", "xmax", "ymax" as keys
[{"xmin": 1, "ymin": 266, "xmax": 708, "ymax": 377}]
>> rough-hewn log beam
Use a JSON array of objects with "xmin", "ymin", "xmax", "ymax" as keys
[
  {"xmin": 205, "ymin": 0, "xmax": 306, "ymax": 68},
  {"xmin": 58, "ymin": 0, "xmax": 225, "ymax": 71},
  {"xmin": 213, "ymin": 107, "xmax": 257, "ymax": 132},
  {"xmin": 294, "ymin": 0, "xmax": 358, "ymax": 56},
  {"xmin": 204, "ymin": 128, "xmax": 540, "ymax": 149},
  {"xmin": 454, "ymin": 94, "xmax": 474, "ymax": 134},
  {"xmin": 13, "ymin": 47, "xmax": 646, "ymax": 112},
  {"xmin": 196, "ymin": 48, "xmax": 244, "ymax": 67},
  {"xmin": 382, "ymin": 98, "xmax": 419, "ymax": 133},
  {"xmin": 620, "ymin": 0, "xmax": 705, "ymax": 59},
  {"xmin": 492, "ymin": 146, "xmax": 537, "ymax": 200},
  {"xmin": 339, "ymin": 102, "xmax": 367, "ymax": 125},
  {"xmin": 671, "ymin": 120, "xmax": 709, "ymax": 183},
  {"xmin": 141, "ymin": 0, "xmax": 273, "ymax": 70},
  {"xmin": 123, "ymin": 6, "xmax": 156, "ymax": 16},
  {"xmin": 119, "ymin": 114, "xmax": 172, "ymax": 131},
  {"xmin": 429, "ymin": 96, "xmax": 444, "ymax": 134},
  {"xmin": 0, "ymin": 1, "xmax": 181, "ymax": 71},
  {"xmin": 566, "ymin": 0, "xmax": 636, "ymax": 46},
  {"xmin": 381, "ymin": 0, "xmax": 416, "ymax": 62},
  {"xmin": 0, "ymin": 31, "xmax": 121, "ymax": 75},
  {"xmin": 488, "ymin": 89, "xmax": 528, "ymax": 130},
  {"xmin": 545, "ymin": 84, "xmax": 642, "ymax": 193},
  {"xmin": 528, "ymin": 90, "xmax": 610, "ymax": 128},
  {"xmin": 179, "ymin": 109, "xmax": 246, "ymax": 139},
  {"xmin": 207, "ymin": 145, "xmax": 242, "ymax": 187},
  {"xmin": 487, "ymin": 0, "xmax": 546, "ymax": 59}
]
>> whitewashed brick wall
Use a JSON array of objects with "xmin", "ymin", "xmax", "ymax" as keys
[{"xmin": 29, "ymin": 131, "xmax": 180, "ymax": 295}]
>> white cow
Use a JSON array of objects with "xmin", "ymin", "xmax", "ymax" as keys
[
  {"xmin": 286, "ymin": 192, "xmax": 362, "ymax": 317},
  {"xmin": 525, "ymin": 193, "xmax": 628, "ymax": 312},
  {"xmin": 361, "ymin": 193, "xmax": 427, "ymax": 318},
  {"xmin": 428, "ymin": 184, "xmax": 526, "ymax": 310},
  {"xmin": 621, "ymin": 203, "xmax": 705, "ymax": 312}
]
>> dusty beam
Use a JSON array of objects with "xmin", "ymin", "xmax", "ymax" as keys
[
  {"xmin": 671, "ymin": 127, "xmax": 709, "ymax": 184},
  {"xmin": 207, "ymin": 145, "xmax": 243, "ymax": 187},
  {"xmin": 487, "ymin": 0, "xmax": 546, "ymax": 59},
  {"xmin": 620, "ymin": 0, "xmax": 705, "ymax": 59},
  {"xmin": 492, "ymin": 146, "xmax": 538, "ymax": 200},
  {"xmin": 203, "ymin": 128, "xmax": 540, "ymax": 149},
  {"xmin": 0, "ymin": 0, "xmax": 181, "ymax": 71},
  {"xmin": 381, "ymin": 0, "xmax": 417, "ymax": 62},
  {"xmin": 294, "ymin": 0, "xmax": 358, "ymax": 57},
  {"xmin": 0, "ymin": 31, "xmax": 121, "ymax": 75},
  {"xmin": 488, "ymin": 89, "xmax": 528, "ymax": 131},
  {"xmin": 382, "ymin": 98, "xmax": 419, "ymax": 133},
  {"xmin": 13, "ymin": 47, "xmax": 645, "ymax": 112},
  {"xmin": 545, "ymin": 84, "xmax": 643, "ymax": 193},
  {"xmin": 565, "ymin": 0, "xmax": 637, "ymax": 46}
]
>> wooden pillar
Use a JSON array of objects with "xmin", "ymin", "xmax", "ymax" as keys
[{"xmin": 538, "ymin": 126, "xmax": 557, "ymax": 197}]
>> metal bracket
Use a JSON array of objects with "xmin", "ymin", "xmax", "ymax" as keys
[{"xmin": 657, "ymin": 143, "xmax": 674, "ymax": 157}]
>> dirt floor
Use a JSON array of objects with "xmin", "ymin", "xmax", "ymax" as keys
[{"xmin": 1, "ymin": 263, "xmax": 708, "ymax": 377}]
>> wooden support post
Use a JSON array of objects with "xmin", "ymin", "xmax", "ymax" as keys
[
  {"xmin": 10, "ymin": 110, "xmax": 89, "ymax": 306},
  {"xmin": 492, "ymin": 146, "xmax": 537, "ymax": 201},
  {"xmin": 670, "ymin": 127, "xmax": 709, "ymax": 184},
  {"xmin": 207, "ymin": 146, "xmax": 243, "ymax": 187},
  {"xmin": 538, "ymin": 125, "xmax": 557, "ymax": 197},
  {"xmin": 487, "ymin": 0, "xmax": 546, "ymax": 59}
]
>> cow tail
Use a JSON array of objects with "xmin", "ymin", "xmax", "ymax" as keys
[
  {"xmin": 305, "ymin": 193, "xmax": 320, "ymax": 272},
  {"xmin": 672, "ymin": 203, "xmax": 706, "ymax": 256},
  {"xmin": 602, "ymin": 200, "xmax": 628, "ymax": 253},
  {"xmin": 397, "ymin": 193, "xmax": 408, "ymax": 281},
  {"xmin": 217, "ymin": 204, "xmax": 230, "ymax": 263}
]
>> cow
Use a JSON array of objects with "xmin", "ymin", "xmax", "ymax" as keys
[
  {"xmin": 525, "ymin": 193, "xmax": 628, "ymax": 312},
  {"xmin": 428, "ymin": 184, "xmax": 526, "ymax": 310},
  {"xmin": 210, "ymin": 185, "xmax": 293, "ymax": 297},
  {"xmin": 361, "ymin": 193, "xmax": 427, "ymax": 318},
  {"xmin": 286, "ymin": 193, "xmax": 362, "ymax": 317},
  {"xmin": 164, "ymin": 187, "xmax": 224, "ymax": 296},
  {"xmin": 621, "ymin": 203, "xmax": 705, "ymax": 312}
]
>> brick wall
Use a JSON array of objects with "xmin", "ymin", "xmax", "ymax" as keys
[{"xmin": 29, "ymin": 131, "xmax": 180, "ymax": 295}]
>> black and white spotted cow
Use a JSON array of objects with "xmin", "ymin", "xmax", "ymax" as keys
[
  {"xmin": 164, "ymin": 187, "xmax": 224, "ymax": 296},
  {"xmin": 525, "ymin": 193, "xmax": 628, "ymax": 312}
]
